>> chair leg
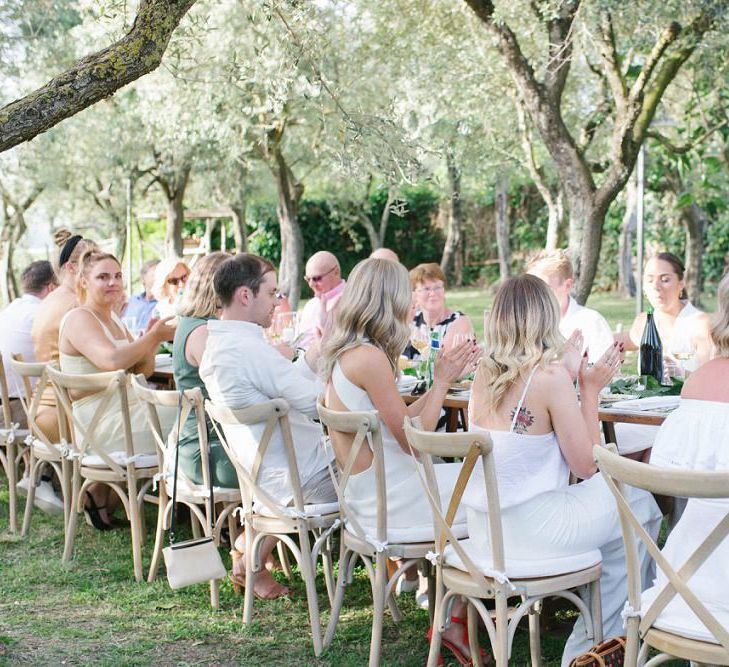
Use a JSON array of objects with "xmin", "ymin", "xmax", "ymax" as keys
[
  {"xmin": 368, "ymin": 552, "xmax": 387, "ymax": 667},
  {"xmin": 528, "ymin": 599, "xmax": 542, "ymax": 667},
  {"xmin": 60, "ymin": 458, "xmax": 72, "ymax": 539},
  {"xmin": 147, "ymin": 490, "xmax": 169, "ymax": 583},
  {"xmin": 242, "ymin": 523, "xmax": 255, "ymax": 625},
  {"xmin": 209, "ymin": 578, "xmax": 220, "ymax": 610},
  {"xmin": 277, "ymin": 540, "xmax": 294, "ymax": 581},
  {"xmin": 63, "ymin": 466, "xmax": 81, "ymax": 562},
  {"xmin": 468, "ymin": 602, "xmax": 484, "ymax": 667},
  {"xmin": 298, "ymin": 528, "xmax": 324, "ymax": 656},
  {"xmin": 127, "ymin": 479, "xmax": 144, "ymax": 583},
  {"xmin": 7, "ymin": 442, "xmax": 17, "ymax": 534},
  {"xmin": 21, "ymin": 454, "xmax": 39, "ymax": 537},
  {"xmin": 324, "ymin": 547, "xmax": 351, "ymax": 648},
  {"xmin": 321, "ymin": 530, "xmax": 336, "ymax": 606},
  {"xmin": 590, "ymin": 579, "xmax": 603, "ymax": 644},
  {"xmin": 426, "ymin": 573, "xmax": 445, "ymax": 667},
  {"xmin": 494, "ymin": 591, "xmax": 509, "ymax": 667}
]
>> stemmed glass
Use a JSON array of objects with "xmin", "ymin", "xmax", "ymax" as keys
[{"xmin": 272, "ymin": 311, "xmax": 299, "ymax": 346}]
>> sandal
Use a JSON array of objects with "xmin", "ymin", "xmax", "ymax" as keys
[
  {"xmin": 427, "ymin": 615, "xmax": 492, "ymax": 666},
  {"xmin": 229, "ymin": 549, "xmax": 290, "ymax": 600},
  {"xmin": 84, "ymin": 492, "xmax": 112, "ymax": 531}
]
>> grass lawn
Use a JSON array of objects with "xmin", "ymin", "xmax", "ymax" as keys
[
  {"xmin": 1, "ymin": 293, "xmax": 699, "ymax": 666},
  {"xmin": 0, "ymin": 483, "xmax": 571, "ymax": 666}
]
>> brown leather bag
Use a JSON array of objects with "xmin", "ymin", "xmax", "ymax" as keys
[{"xmin": 569, "ymin": 636, "xmax": 626, "ymax": 667}]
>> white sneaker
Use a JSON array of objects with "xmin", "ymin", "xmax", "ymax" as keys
[
  {"xmin": 15, "ymin": 476, "xmax": 30, "ymax": 496},
  {"xmin": 416, "ymin": 572, "xmax": 429, "ymax": 609},
  {"xmin": 33, "ymin": 480, "xmax": 64, "ymax": 516}
]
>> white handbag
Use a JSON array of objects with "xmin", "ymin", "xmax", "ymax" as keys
[{"xmin": 162, "ymin": 390, "xmax": 226, "ymax": 589}]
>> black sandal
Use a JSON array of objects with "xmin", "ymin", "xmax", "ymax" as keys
[{"xmin": 84, "ymin": 492, "xmax": 112, "ymax": 531}]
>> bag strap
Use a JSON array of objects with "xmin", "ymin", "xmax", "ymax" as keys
[{"xmin": 169, "ymin": 390, "xmax": 216, "ymax": 545}]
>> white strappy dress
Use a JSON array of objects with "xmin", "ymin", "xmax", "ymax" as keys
[
  {"xmin": 59, "ymin": 310, "xmax": 169, "ymax": 465},
  {"xmin": 463, "ymin": 367, "xmax": 662, "ymax": 666},
  {"xmin": 332, "ymin": 361, "xmax": 466, "ymax": 543}
]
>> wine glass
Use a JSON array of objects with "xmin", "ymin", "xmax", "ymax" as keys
[
  {"xmin": 670, "ymin": 342, "xmax": 697, "ymax": 379},
  {"xmin": 275, "ymin": 311, "xmax": 299, "ymax": 346},
  {"xmin": 410, "ymin": 324, "xmax": 430, "ymax": 358}
]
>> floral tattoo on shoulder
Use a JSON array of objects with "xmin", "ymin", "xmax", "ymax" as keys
[{"xmin": 510, "ymin": 406, "xmax": 535, "ymax": 434}]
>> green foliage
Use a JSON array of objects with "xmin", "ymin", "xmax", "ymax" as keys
[{"xmin": 247, "ymin": 185, "xmax": 443, "ymax": 296}]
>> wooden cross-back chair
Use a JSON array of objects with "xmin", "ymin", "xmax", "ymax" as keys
[
  {"xmin": 316, "ymin": 399, "xmax": 439, "ymax": 667},
  {"xmin": 130, "ymin": 375, "xmax": 241, "ymax": 608},
  {"xmin": 595, "ymin": 445, "xmax": 729, "ymax": 667},
  {"xmin": 404, "ymin": 417, "xmax": 604, "ymax": 667},
  {"xmin": 205, "ymin": 397, "xmax": 339, "ymax": 657},
  {"xmin": 0, "ymin": 355, "xmax": 30, "ymax": 533},
  {"xmin": 46, "ymin": 365, "xmax": 158, "ymax": 582},
  {"xmin": 9, "ymin": 357, "xmax": 71, "ymax": 538}
]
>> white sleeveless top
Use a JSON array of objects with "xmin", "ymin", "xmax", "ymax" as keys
[
  {"xmin": 462, "ymin": 366, "xmax": 570, "ymax": 511},
  {"xmin": 665, "ymin": 301, "xmax": 703, "ymax": 355}
]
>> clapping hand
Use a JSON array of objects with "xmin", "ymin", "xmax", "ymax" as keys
[
  {"xmin": 579, "ymin": 341, "xmax": 623, "ymax": 394},
  {"xmin": 148, "ymin": 316, "xmax": 176, "ymax": 343},
  {"xmin": 562, "ymin": 329, "xmax": 585, "ymax": 381},
  {"xmin": 433, "ymin": 338, "xmax": 481, "ymax": 386}
]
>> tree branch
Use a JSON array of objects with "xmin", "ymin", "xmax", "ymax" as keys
[
  {"xmin": 629, "ymin": 21, "xmax": 682, "ymax": 102},
  {"xmin": 597, "ymin": 11, "xmax": 627, "ymax": 111},
  {"xmin": 646, "ymin": 119, "xmax": 729, "ymax": 155},
  {"xmin": 543, "ymin": 1, "xmax": 579, "ymax": 107},
  {"xmin": 0, "ymin": 0, "xmax": 197, "ymax": 153}
]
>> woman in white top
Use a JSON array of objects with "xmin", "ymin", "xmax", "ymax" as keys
[
  {"xmin": 59, "ymin": 250, "xmax": 175, "ymax": 529},
  {"xmin": 464, "ymin": 274, "xmax": 662, "ymax": 665},
  {"xmin": 642, "ymin": 269, "xmax": 729, "ymax": 642},
  {"xmin": 623, "ymin": 252, "xmax": 712, "ymax": 370},
  {"xmin": 322, "ymin": 257, "xmax": 481, "ymax": 663}
]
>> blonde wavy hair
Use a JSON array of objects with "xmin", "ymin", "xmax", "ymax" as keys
[
  {"xmin": 178, "ymin": 252, "xmax": 229, "ymax": 319},
  {"xmin": 76, "ymin": 250, "xmax": 121, "ymax": 304},
  {"xmin": 151, "ymin": 257, "xmax": 189, "ymax": 302},
  {"xmin": 711, "ymin": 271, "xmax": 729, "ymax": 358},
  {"xmin": 479, "ymin": 274, "xmax": 565, "ymax": 413},
  {"xmin": 322, "ymin": 258, "xmax": 411, "ymax": 381}
]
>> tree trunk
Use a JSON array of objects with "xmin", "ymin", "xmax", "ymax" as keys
[
  {"xmin": 377, "ymin": 188, "xmax": 396, "ymax": 247},
  {"xmin": 545, "ymin": 188, "xmax": 565, "ymax": 251},
  {"xmin": 271, "ymin": 148, "xmax": 304, "ymax": 308},
  {"xmin": 464, "ymin": 1, "xmax": 716, "ymax": 303},
  {"xmin": 618, "ymin": 176, "xmax": 637, "ymax": 297},
  {"xmin": 440, "ymin": 148, "xmax": 465, "ymax": 285},
  {"xmin": 230, "ymin": 204, "xmax": 247, "ymax": 252},
  {"xmin": 682, "ymin": 202, "xmax": 705, "ymax": 307},
  {"xmin": 0, "ymin": 0, "xmax": 197, "ymax": 153},
  {"xmin": 157, "ymin": 162, "xmax": 190, "ymax": 258},
  {"xmin": 494, "ymin": 177, "xmax": 511, "ymax": 282}
]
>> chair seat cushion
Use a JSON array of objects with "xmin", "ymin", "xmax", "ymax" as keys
[
  {"xmin": 345, "ymin": 520, "xmax": 468, "ymax": 545},
  {"xmin": 31, "ymin": 441, "xmax": 63, "ymax": 459},
  {"xmin": 444, "ymin": 537, "xmax": 602, "ymax": 578},
  {"xmin": 81, "ymin": 452, "xmax": 159, "ymax": 468},
  {"xmin": 0, "ymin": 427, "xmax": 30, "ymax": 443},
  {"xmin": 258, "ymin": 501, "xmax": 339, "ymax": 519}
]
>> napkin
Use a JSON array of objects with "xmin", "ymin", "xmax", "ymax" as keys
[
  {"xmin": 610, "ymin": 396, "xmax": 680, "ymax": 411},
  {"xmin": 155, "ymin": 354, "xmax": 173, "ymax": 368},
  {"xmin": 397, "ymin": 376, "xmax": 418, "ymax": 393}
]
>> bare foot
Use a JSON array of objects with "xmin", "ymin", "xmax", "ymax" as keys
[{"xmin": 250, "ymin": 569, "xmax": 289, "ymax": 600}]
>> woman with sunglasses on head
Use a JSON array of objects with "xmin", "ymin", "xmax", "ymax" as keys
[
  {"xmin": 58, "ymin": 250, "xmax": 176, "ymax": 530},
  {"xmin": 406, "ymin": 263, "xmax": 473, "ymax": 360},
  {"xmin": 151, "ymin": 257, "xmax": 190, "ymax": 319}
]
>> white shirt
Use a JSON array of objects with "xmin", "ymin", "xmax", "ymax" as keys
[
  {"xmin": 0, "ymin": 293, "xmax": 42, "ymax": 397},
  {"xmin": 560, "ymin": 297, "xmax": 613, "ymax": 363},
  {"xmin": 199, "ymin": 319, "xmax": 330, "ymax": 506}
]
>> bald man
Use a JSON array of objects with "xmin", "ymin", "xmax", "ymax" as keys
[
  {"xmin": 370, "ymin": 247, "xmax": 399, "ymax": 262},
  {"xmin": 299, "ymin": 251, "xmax": 346, "ymax": 348}
]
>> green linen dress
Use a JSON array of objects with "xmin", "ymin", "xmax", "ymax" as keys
[{"xmin": 172, "ymin": 316, "xmax": 237, "ymax": 488}]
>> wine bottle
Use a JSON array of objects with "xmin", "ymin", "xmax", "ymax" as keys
[
  {"xmin": 638, "ymin": 307, "xmax": 663, "ymax": 383},
  {"xmin": 426, "ymin": 330, "xmax": 441, "ymax": 388}
]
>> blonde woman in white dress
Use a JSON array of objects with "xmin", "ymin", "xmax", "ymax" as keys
[
  {"xmin": 642, "ymin": 269, "xmax": 729, "ymax": 641},
  {"xmin": 464, "ymin": 274, "xmax": 662, "ymax": 665},
  {"xmin": 322, "ymin": 257, "xmax": 482, "ymax": 664},
  {"xmin": 58, "ymin": 250, "xmax": 175, "ymax": 529}
]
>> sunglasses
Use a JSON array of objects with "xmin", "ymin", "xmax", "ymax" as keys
[
  {"xmin": 166, "ymin": 274, "xmax": 188, "ymax": 287},
  {"xmin": 305, "ymin": 266, "xmax": 336, "ymax": 284}
]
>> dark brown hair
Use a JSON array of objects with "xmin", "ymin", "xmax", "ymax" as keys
[{"xmin": 213, "ymin": 253, "xmax": 275, "ymax": 308}]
